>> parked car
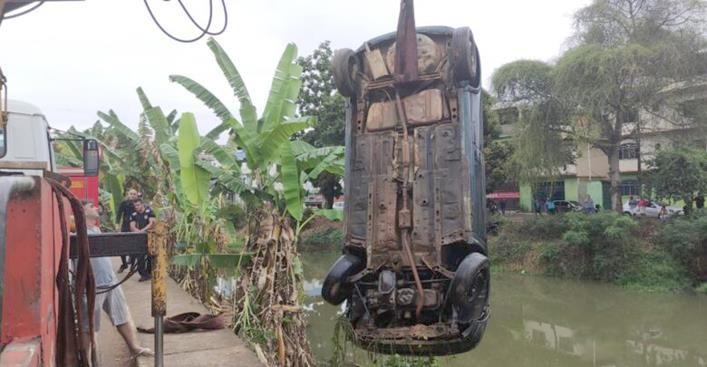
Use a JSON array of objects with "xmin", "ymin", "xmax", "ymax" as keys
[
  {"xmin": 321, "ymin": 24, "xmax": 489, "ymax": 356},
  {"xmin": 553, "ymin": 200, "xmax": 582, "ymax": 213},
  {"xmin": 622, "ymin": 201, "xmax": 683, "ymax": 218}
]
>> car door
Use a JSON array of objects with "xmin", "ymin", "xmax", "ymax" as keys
[{"xmin": 646, "ymin": 202, "xmax": 661, "ymax": 217}]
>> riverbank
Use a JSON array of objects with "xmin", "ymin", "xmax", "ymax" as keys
[{"xmin": 489, "ymin": 211, "xmax": 707, "ymax": 292}]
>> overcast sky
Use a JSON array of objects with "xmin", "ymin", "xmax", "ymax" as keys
[{"xmin": 0, "ymin": 0, "xmax": 589, "ymax": 133}]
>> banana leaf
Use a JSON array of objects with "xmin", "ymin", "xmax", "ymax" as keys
[
  {"xmin": 206, "ymin": 37, "xmax": 257, "ymax": 126},
  {"xmin": 169, "ymin": 75, "xmax": 234, "ymax": 123},
  {"xmin": 178, "ymin": 113, "xmax": 210, "ymax": 206},
  {"xmin": 97, "ymin": 110, "xmax": 140, "ymax": 143},
  {"xmin": 312, "ymin": 208, "xmax": 343, "ymax": 221},
  {"xmin": 198, "ymin": 137, "xmax": 239, "ymax": 172},
  {"xmin": 261, "ymin": 43, "xmax": 300, "ymax": 133},
  {"xmin": 136, "ymin": 87, "xmax": 153, "ymax": 110},
  {"xmin": 279, "ymin": 141, "xmax": 303, "ymax": 221},
  {"xmin": 255, "ymin": 119, "xmax": 312, "ymax": 169},
  {"xmin": 144, "ymin": 106, "xmax": 171, "ymax": 148}
]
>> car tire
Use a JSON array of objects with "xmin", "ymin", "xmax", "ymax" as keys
[
  {"xmin": 322, "ymin": 253, "xmax": 363, "ymax": 305},
  {"xmin": 449, "ymin": 252, "xmax": 490, "ymax": 324},
  {"xmin": 450, "ymin": 27, "xmax": 479, "ymax": 86},
  {"xmin": 331, "ymin": 48, "xmax": 360, "ymax": 98}
]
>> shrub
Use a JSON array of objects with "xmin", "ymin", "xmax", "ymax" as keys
[
  {"xmin": 299, "ymin": 226, "xmax": 344, "ymax": 250},
  {"xmin": 654, "ymin": 215, "xmax": 707, "ymax": 278}
]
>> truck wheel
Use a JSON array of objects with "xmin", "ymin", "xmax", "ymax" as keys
[
  {"xmin": 450, "ymin": 27, "xmax": 479, "ymax": 86},
  {"xmin": 322, "ymin": 254, "xmax": 363, "ymax": 305},
  {"xmin": 332, "ymin": 49, "xmax": 360, "ymax": 97},
  {"xmin": 449, "ymin": 252, "xmax": 490, "ymax": 324}
]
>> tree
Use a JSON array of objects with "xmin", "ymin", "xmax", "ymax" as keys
[
  {"xmin": 493, "ymin": 0, "xmax": 707, "ymax": 212},
  {"xmin": 648, "ymin": 146, "xmax": 707, "ymax": 213},
  {"xmin": 296, "ymin": 41, "xmax": 346, "ymax": 208},
  {"xmin": 481, "ymin": 90, "xmax": 515, "ymax": 193}
]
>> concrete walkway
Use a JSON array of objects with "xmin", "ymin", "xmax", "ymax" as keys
[{"xmin": 108, "ymin": 260, "xmax": 262, "ymax": 367}]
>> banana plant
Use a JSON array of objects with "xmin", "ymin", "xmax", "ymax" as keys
[{"xmin": 170, "ymin": 38, "xmax": 344, "ymax": 222}]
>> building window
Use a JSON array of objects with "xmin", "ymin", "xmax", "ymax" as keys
[
  {"xmin": 621, "ymin": 180, "xmax": 639, "ymax": 196},
  {"xmin": 537, "ymin": 181, "xmax": 565, "ymax": 201},
  {"xmin": 619, "ymin": 143, "xmax": 638, "ymax": 160}
]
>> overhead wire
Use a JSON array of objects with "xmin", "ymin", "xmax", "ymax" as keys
[
  {"xmin": 177, "ymin": 0, "xmax": 228, "ymax": 36},
  {"xmin": 143, "ymin": 0, "xmax": 228, "ymax": 43},
  {"xmin": 2, "ymin": 1, "xmax": 45, "ymax": 20}
]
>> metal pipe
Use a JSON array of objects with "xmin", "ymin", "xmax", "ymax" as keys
[
  {"xmin": 154, "ymin": 315, "xmax": 164, "ymax": 367},
  {"xmin": 394, "ymin": 91, "xmax": 424, "ymax": 318}
]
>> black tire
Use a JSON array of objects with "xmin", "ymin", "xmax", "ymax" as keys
[
  {"xmin": 331, "ymin": 48, "xmax": 360, "ymax": 97},
  {"xmin": 449, "ymin": 252, "xmax": 490, "ymax": 324},
  {"xmin": 450, "ymin": 27, "xmax": 479, "ymax": 86},
  {"xmin": 322, "ymin": 254, "xmax": 363, "ymax": 305}
]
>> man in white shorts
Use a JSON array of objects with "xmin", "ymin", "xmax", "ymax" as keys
[{"xmin": 82, "ymin": 200, "xmax": 153, "ymax": 361}]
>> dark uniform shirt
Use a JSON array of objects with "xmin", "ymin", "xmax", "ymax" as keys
[
  {"xmin": 130, "ymin": 207, "xmax": 155, "ymax": 230},
  {"xmin": 117, "ymin": 200, "xmax": 135, "ymax": 232}
]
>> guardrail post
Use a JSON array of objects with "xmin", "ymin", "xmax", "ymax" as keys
[{"xmin": 148, "ymin": 222, "xmax": 167, "ymax": 367}]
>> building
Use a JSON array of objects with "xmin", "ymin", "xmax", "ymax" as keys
[{"xmin": 496, "ymin": 76, "xmax": 707, "ymax": 211}]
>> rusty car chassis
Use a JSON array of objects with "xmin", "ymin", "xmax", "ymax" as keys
[{"xmin": 321, "ymin": 22, "xmax": 490, "ymax": 356}]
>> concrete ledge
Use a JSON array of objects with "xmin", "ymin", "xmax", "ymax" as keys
[{"xmin": 119, "ymin": 272, "xmax": 263, "ymax": 367}]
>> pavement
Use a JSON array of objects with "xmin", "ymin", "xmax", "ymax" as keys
[{"xmin": 98, "ymin": 259, "xmax": 263, "ymax": 367}]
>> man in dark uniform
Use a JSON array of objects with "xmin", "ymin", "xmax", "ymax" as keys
[
  {"xmin": 129, "ymin": 198, "xmax": 156, "ymax": 282},
  {"xmin": 116, "ymin": 189, "xmax": 138, "ymax": 273}
]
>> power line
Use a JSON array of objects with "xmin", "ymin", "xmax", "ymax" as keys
[
  {"xmin": 177, "ymin": 0, "xmax": 227, "ymax": 36},
  {"xmin": 2, "ymin": 1, "xmax": 45, "ymax": 20},
  {"xmin": 143, "ymin": 0, "xmax": 228, "ymax": 43}
]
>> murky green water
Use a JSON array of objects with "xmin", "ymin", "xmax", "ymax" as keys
[{"xmin": 302, "ymin": 250, "xmax": 707, "ymax": 366}]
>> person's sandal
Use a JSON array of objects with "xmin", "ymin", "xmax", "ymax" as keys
[{"xmin": 131, "ymin": 347, "xmax": 154, "ymax": 359}]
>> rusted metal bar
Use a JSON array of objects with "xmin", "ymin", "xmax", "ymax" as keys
[
  {"xmin": 394, "ymin": 90, "xmax": 424, "ymax": 319},
  {"xmin": 148, "ymin": 222, "xmax": 167, "ymax": 367},
  {"xmin": 394, "ymin": 0, "xmax": 419, "ymax": 83},
  {"xmin": 69, "ymin": 232, "xmax": 148, "ymax": 258}
]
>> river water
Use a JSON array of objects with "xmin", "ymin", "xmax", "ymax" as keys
[{"xmin": 302, "ymin": 250, "xmax": 707, "ymax": 367}]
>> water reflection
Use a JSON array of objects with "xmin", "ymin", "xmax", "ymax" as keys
[{"xmin": 302, "ymin": 250, "xmax": 707, "ymax": 366}]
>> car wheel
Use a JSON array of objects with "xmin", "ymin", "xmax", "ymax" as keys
[
  {"xmin": 322, "ymin": 254, "xmax": 363, "ymax": 305},
  {"xmin": 331, "ymin": 48, "xmax": 361, "ymax": 97},
  {"xmin": 449, "ymin": 252, "xmax": 490, "ymax": 324},
  {"xmin": 450, "ymin": 27, "xmax": 479, "ymax": 86}
]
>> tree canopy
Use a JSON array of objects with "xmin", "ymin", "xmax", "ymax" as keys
[{"xmin": 492, "ymin": 0, "xmax": 707, "ymax": 211}]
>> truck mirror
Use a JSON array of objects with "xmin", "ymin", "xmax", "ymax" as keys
[{"xmin": 83, "ymin": 139, "xmax": 100, "ymax": 177}]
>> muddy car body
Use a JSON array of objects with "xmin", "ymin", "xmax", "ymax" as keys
[{"xmin": 322, "ymin": 25, "xmax": 490, "ymax": 355}]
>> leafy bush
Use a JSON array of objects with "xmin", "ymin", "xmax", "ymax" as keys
[
  {"xmin": 299, "ymin": 226, "xmax": 344, "ymax": 250},
  {"xmin": 654, "ymin": 215, "xmax": 707, "ymax": 276}
]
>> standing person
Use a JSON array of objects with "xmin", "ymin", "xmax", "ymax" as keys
[
  {"xmin": 81, "ymin": 201, "xmax": 153, "ymax": 360},
  {"xmin": 695, "ymin": 193, "xmax": 705, "ymax": 210},
  {"xmin": 499, "ymin": 200, "xmax": 507, "ymax": 216},
  {"xmin": 534, "ymin": 198, "xmax": 542, "ymax": 216},
  {"xmin": 583, "ymin": 196, "xmax": 595, "ymax": 214},
  {"xmin": 130, "ymin": 198, "xmax": 156, "ymax": 282},
  {"xmin": 546, "ymin": 198, "xmax": 556, "ymax": 215},
  {"xmin": 638, "ymin": 197, "xmax": 647, "ymax": 216},
  {"xmin": 116, "ymin": 189, "xmax": 138, "ymax": 273}
]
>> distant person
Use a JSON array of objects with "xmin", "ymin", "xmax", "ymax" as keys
[
  {"xmin": 628, "ymin": 195, "xmax": 638, "ymax": 209},
  {"xmin": 659, "ymin": 204, "xmax": 668, "ymax": 220},
  {"xmin": 696, "ymin": 193, "xmax": 705, "ymax": 210},
  {"xmin": 116, "ymin": 189, "xmax": 138, "ymax": 273},
  {"xmin": 499, "ymin": 200, "xmax": 507, "ymax": 216},
  {"xmin": 130, "ymin": 198, "xmax": 156, "ymax": 282},
  {"xmin": 534, "ymin": 198, "xmax": 543, "ymax": 216},
  {"xmin": 81, "ymin": 200, "xmax": 153, "ymax": 361},
  {"xmin": 638, "ymin": 197, "xmax": 648, "ymax": 216},
  {"xmin": 546, "ymin": 199, "xmax": 556, "ymax": 215},
  {"xmin": 583, "ymin": 196, "xmax": 595, "ymax": 214}
]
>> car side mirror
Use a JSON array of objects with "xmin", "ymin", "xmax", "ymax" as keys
[{"xmin": 83, "ymin": 139, "xmax": 100, "ymax": 177}]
